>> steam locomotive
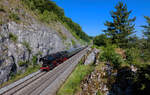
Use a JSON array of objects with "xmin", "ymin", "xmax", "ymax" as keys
[{"xmin": 39, "ymin": 47, "xmax": 85, "ymax": 71}]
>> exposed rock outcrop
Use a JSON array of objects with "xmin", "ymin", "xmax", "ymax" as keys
[
  {"xmin": 0, "ymin": 15, "xmax": 80, "ymax": 85},
  {"xmin": 84, "ymin": 48, "xmax": 99, "ymax": 65},
  {"xmin": 79, "ymin": 62, "xmax": 109, "ymax": 95}
]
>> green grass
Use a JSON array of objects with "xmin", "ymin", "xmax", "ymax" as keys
[
  {"xmin": 0, "ymin": 65, "xmax": 41, "ymax": 88},
  {"xmin": 57, "ymin": 63, "xmax": 95, "ymax": 95},
  {"xmin": 71, "ymin": 39, "xmax": 76, "ymax": 46},
  {"xmin": 22, "ymin": 41, "xmax": 32, "ymax": 52},
  {"xmin": 9, "ymin": 32, "xmax": 18, "ymax": 43},
  {"xmin": 58, "ymin": 29, "xmax": 67, "ymax": 40},
  {"xmin": 97, "ymin": 90, "xmax": 104, "ymax": 95},
  {"xmin": 0, "ymin": 20, "xmax": 3, "ymax": 25}
]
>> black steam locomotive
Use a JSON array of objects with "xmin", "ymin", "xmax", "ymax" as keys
[{"xmin": 39, "ymin": 47, "xmax": 85, "ymax": 71}]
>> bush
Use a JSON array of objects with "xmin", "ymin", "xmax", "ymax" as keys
[
  {"xmin": 71, "ymin": 39, "xmax": 76, "ymax": 46},
  {"xmin": 9, "ymin": 32, "xmax": 18, "ymax": 42},
  {"xmin": 32, "ymin": 56, "xmax": 37, "ymax": 66},
  {"xmin": 125, "ymin": 48, "xmax": 140, "ymax": 65},
  {"xmin": 93, "ymin": 34, "xmax": 110, "ymax": 47},
  {"xmin": 9, "ymin": 12, "xmax": 20, "ymax": 22},
  {"xmin": 39, "ymin": 10, "xmax": 58, "ymax": 23},
  {"xmin": 18, "ymin": 61, "xmax": 28, "ymax": 66},
  {"xmin": 100, "ymin": 45, "xmax": 124, "ymax": 69},
  {"xmin": 140, "ymin": 49, "xmax": 150, "ymax": 62}
]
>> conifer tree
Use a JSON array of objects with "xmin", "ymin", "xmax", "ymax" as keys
[
  {"xmin": 142, "ymin": 16, "xmax": 150, "ymax": 49},
  {"xmin": 103, "ymin": 2, "xmax": 136, "ymax": 48},
  {"xmin": 142, "ymin": 16, "xmax": 150, "ymax": 40}
]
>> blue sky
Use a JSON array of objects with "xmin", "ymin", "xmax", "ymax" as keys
[{"xmin": 52, "ymin": 0, "xmax": 150, "ymax": 37}]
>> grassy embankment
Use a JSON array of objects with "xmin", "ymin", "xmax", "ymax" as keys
[{"xmin": 57, "ymin": 57, "xmax": 95, "ymax": 95}]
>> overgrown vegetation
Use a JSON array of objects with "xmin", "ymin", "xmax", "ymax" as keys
[
  {"xmin": 21, "ymin": 0, "xmax": 90, "ymax": 42},
  {"xmin": 94, "ymin": 1, "xmax": 150, "ymax": 94}
]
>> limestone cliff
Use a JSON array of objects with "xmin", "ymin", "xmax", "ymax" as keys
[{"xmin": 0, "ymin": 0, "xmax": 81, "ymax": 84}]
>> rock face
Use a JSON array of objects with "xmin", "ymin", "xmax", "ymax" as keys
[
  {"xmin": 79, "ymin": 61, "xmax": 109, "ymax": 95},
  {"xmin": 0, "ymin": 21, "xmax": 79, "ymax": 84},
  {"xmin": 84, "ymin": 48, "xmax": 99, "ymax": 65}
]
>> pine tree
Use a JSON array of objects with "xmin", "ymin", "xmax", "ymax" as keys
[
  {"xmin": 142, "ymin": 16, "xmax": 150, "ymax": 40},
  {"xmin": 103, "ymin": 2, "xmax": 136, "ymax": 48},
  {"xmin": 142, "ymin": 16, "xmax": 150, "ymax": 49}
]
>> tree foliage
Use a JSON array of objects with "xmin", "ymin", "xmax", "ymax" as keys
[
  {"xmin": 100, "ymin": 45, "xmax": 123, "ymax": 69},
  {"xmin": 103, "ymin": 2, "xmax": 136, "ymax": 48},
  {"xmin": 94, "ymin": 2, "xmax": 150, "ymax": 94},
  {"xmin": 22, "ymin": 0, "xmax": 90, "ymax": 42},
  {"xmin": 142, "ymin": 16, "xmax": 150, "ymax": 48},
  {"xmin": 93, "ymin": 34, "xmax": 108, "ymax": 47}
]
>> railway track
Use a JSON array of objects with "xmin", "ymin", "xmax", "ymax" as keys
[
  {"xmin": 2, "ymin": 72, "xmax": 46, "ymax": 95},
  {"xmin": 0, "ymin": 47, "xmax": 88, "ymax": 95}
]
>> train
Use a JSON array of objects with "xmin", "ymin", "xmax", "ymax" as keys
[{"xmin": 39, "ymin": 46, "xmax": 86, "ymax": 71}]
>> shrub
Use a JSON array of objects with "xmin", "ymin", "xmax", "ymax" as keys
[
  {"xmin": 32, "ymin": 56, "xmax": 37, "ymax": 66},
  {"xmin": 140, "ymin": 49, "xmax": 150, "ymax": 62},
  {"xmin": 71, "ymin": 39, "xmax": 76, "ymax": 46},
  {"xmin": 9, "ymin": 12, "xmax": 20, "ymax": 22},
  {"xmin": 125, "ymin": 48, "xmax": 140, "ymax": 65},
  {"xmin": 9, "ymin": 32, "xmax": 18, "ymax": 42},
  {"xmin": 93, "ymin": 34, "xmax": 110, "ymax": 47},
  {"xmin": 18, "ymin": 61, "xmax": 28, "ymax": 66},
  {"xmin": 100, "ymin": 45, "xmax": 124, "ymax": 69}
]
